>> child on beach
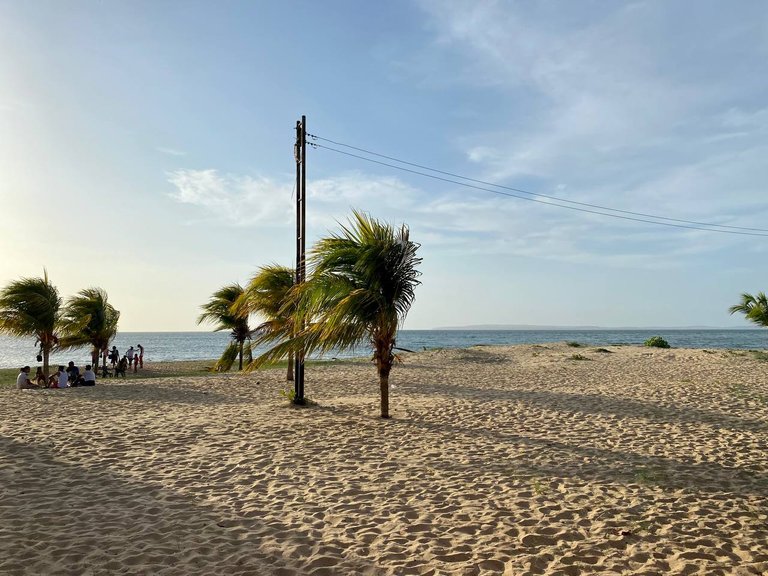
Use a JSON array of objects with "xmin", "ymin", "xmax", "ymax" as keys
[
  {"xmin": 34, "ymin": 367, "xmax": 46, "ymax": 387},
  {"xmin": 115, "ymin": 356, "xmax": 128, "ymax": 377}
]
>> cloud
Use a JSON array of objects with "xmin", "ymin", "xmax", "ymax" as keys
[
  {"xmin": 416, "ymin": 1, "xmax": 768, "ymax": 236},
  {"xmin": 167, "ymin": 169, "xmax": 293, "ymax": 226}
]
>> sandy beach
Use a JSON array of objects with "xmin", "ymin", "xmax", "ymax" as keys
[{"xmin": 1, "ymin": 343, "xmax": 767, "ymax": 575}]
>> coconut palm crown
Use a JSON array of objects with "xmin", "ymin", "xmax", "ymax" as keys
[
  {"xmin": 0, "ymin": 271, "xmax": 62, "ymax": 377},
  {"xmin": 197, "ymin": 283, "xmax": 253, "ymax": 371},
  {"xmin": 729, "ymin": 292, "xmax": 768, "ymax": 327},
  {"xmin": 256, "ymin": 210, "xmax": 422, "ymax": 418},
  {"xmin": 58, "ymin": 287, "xmax": 120, "ymax": 371},
  {"xmin": 235, "ymin": 264, "xmax": 296, "ymax": 381}
]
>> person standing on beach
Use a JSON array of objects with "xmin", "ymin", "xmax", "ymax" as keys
[
  {"xmin": 136, "ymin": 344, "xmax": 144, "ymax": 368},
  {"xmin": 126, "ymin": 346, "xmax": 135, "ymax": 368},
  {"xmin": 110, "ymin": 346, "xmax": 119, "ymax": 366}
]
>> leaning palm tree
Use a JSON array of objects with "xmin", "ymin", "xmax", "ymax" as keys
[
  {"xmin": 235, "ymin": 264, "xmax": 296, "ymax": 381},
  {"xmin": 58, "ymin": 288, "xmax": 120, "ymax": 371},
  {"xmin": 729, "ymin": 292, "xmax": 768, "ymax": 327},
  {"xmin": 256, "ymin": 210, "xmax": 422, "ymax": 418},
  {"xmin": 0, "ymin": 271, "xmax": 62, "ymax": 377},
  {"xmin": 197, "ymin": 283, "xmax": 253, "ymax": 371}
]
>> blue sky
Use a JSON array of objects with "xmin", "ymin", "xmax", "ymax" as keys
[{"xmin": 1, "ymin": 1, "xmax": 766, "ymax": 330}]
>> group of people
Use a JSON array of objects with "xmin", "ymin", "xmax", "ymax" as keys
[
  {"xmin": 16, "ymin": 362, "xmax": 96, "ymax": 390},
  {"xmin": 15, "ymin": 343, "xmax": 147, "ymax": 390},
  {"xmin": 102, "ymin": 344, "xmax": 144, "ymax": 376}
]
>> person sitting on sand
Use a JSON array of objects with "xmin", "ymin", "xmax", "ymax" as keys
[
  {"xmin": 34, "ymin": 367, "xmax": 46, "ymax": 387},
  {"xmin": 82, "ymin": 365, "xmax": 96, "ymax": 387},
  {"xmin": 66, "ymin": 361, "xmax": 80, "ymax": 385},
  {"xmin": 51, "ymin": 366, "xmax": 69, "ymax": 389},
  {"xmin": 16, "ymin": 366, "xmax": 38, "ymax": 390},
  {"xmin": 115, "ymin": 355, "xmax": 128, "ymax": 377}
]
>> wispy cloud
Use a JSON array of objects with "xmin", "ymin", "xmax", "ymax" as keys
[
  {"xmin": 416, "ymin": 1, "xmax": 768, "ymax": 236},
  {"xmin": 167, "ymin": 163, "xmax": 761, "ymax": 269},
  {"xmin": 167, "ymin": 169, "xmax": 293, "ymax": 227}
]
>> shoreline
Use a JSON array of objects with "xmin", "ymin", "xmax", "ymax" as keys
[{"xmin": 1, "ymin": 343, "xmax": 767, "ymax": 574}]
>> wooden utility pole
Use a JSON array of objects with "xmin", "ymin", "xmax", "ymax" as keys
[{"xmin": 294, "ymin": 115, "xmax": 307, "ymax": 404}]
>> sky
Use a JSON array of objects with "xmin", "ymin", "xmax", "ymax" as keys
[{"xmin": 1, "ymin": 0, "xmax": 767, "ymax": 331}]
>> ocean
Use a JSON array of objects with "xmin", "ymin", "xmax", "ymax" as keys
[{"xmin": 0, "ymin": 329, "xmax": 764, "ymax": 369}]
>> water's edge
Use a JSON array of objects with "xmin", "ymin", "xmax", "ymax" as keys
[{"xmin": 0, "ymin": 329, "xmax": 764, "ymax": 369}]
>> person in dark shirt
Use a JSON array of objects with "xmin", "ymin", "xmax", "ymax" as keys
[{"xmin": 66, "ymin": 361, "xmax": 81, "ymax": 385}]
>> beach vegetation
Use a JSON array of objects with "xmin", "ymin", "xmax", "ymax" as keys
[
  {"xmin": 568, "ymin": 353, "xmax": 590, "ymax": 361},
  {"xmin": 254, "ymin": 210, "xmax": 422, "ymax": 419},
  {"xmin": 197, "ymin": 283, "xmax": 254, "ymax": 371},
  {"xmin": 0, "ymin": 271, "xmax": 62, "ymax": 377},
  {"xmin": 594, "ymin": 348, "xmax": 612, "ymax": 353},
  {"xmin": 236, "ymin": 264, "xmax": 297, "ymax": 382},
  {"xmin": 749, "ymin": 350, "xmax": 768, "ymax": 362},
  {"xmin": 58, "ymin": 288, "xmax": 120, "ymax": 372},
  {"xmin": 279, "ymin": 387, "xmax": 316, "ymax": 406},
  {"xmin": 633, "ymin": 467, "xmax": 668, "ymax": 485},
  {"xmin": 729, "ymin": 292, "xmax": 768, "ymax": 328},
  {"xmin": 531, "ymin": 478, "xmax": 548, "ymax": 495},
  {"xmin": 566, "ymin": 341, "xmax": 582, "ymax": 347},
  {"xmin": 643, "ymin": 336, "xmax": 670, "ymax": 348}
]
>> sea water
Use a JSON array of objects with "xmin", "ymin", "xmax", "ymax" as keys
[{"xmin": 0, "ymin": 329, "xmax": 764, "ymax": 369}]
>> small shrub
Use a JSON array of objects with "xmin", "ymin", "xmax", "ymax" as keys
[
  {"xmin": 644, "ymin": 336, "xmax": 670, "ymax": 349},
  {"xmin": 566, "ymin": 341, "xmax": 582, "ymax": 348},
  {"xmin": 569, "ymin": 353, "xmax": 590, "ymax": 361},
  {"xmin": 279, "ymin": 388, "xmax": 317, "ymax": 406},
  {"xmin": 594, "ymin": 348, "xmax": 612, "ymax": 354}
]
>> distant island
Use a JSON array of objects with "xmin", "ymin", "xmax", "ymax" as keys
[{"xmin": 432, "ymin": 324, "xmax": 757, "ymax": 331}]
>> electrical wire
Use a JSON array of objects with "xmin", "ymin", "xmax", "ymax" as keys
[
  {"xmin": 307, "ymin": 133, "xmax": 768, "ymax": 234},
  {"xmin": 308, "ymin": 141, "xmax": 768, "ymax": 238}
]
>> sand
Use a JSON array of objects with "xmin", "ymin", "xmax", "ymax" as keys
[{"xmin": 0, "ymin": 343, "xmax": 766, "ymax": 575}]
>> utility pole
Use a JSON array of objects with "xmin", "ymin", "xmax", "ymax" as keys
[{"xmin": 294, "ymin": 115, "xmax": 307, "ymax": 404}]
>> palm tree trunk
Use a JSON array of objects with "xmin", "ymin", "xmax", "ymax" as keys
[
  {"xmin": 287, "ymin": 351, "xmax": 294, "ymax": 381},
  {"xmin": 379, "ymin": 371, "xmax": 390, "ymax": 418},
  {"xmin": 238, "ymin": 341, "xmax": 244, "ymax": 371},
  {"xmin": 92, "ymin": 346, "xmax": 99, "ymax": 371},
  {"xmin": 43, "ymin": 346, "xmax": 50, "ymax": 379}
]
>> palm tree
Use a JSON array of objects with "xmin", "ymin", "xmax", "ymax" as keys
[
  {"xmin": 256, "ymin": 210, "xmax": 422, "ymax": 418},
  {"xmin": 58, "ymin": 288, "xmax": 120, "ymax": 371},
  {"xmin": 0, "ymin": 271, "xmax": 62, "ymax": 377},
  {"xmin": 729, "ymin": 292, "xmax": 768, "ymax": 327},
  {"xmin": 197, "ymin": 283, "xmax": 253, "ymax": 371},
  {"xmin": 235, "ymin": 264, "xmax": 296, "ymax": 381}
]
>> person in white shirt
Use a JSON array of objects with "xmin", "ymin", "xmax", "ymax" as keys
[
  {"xmin": 56, "ymin": 366, "xmax": 69, "ymax": 388},
  {"xmin": 126, "ymin": 346, "xmax": 135, "ymax": 368},
  {"xmin": 16, "ymin": 366, "xmax": 37, "ymax": 389},
  {"xmin": 82, "ymin": 365, "xmax": 96, "ymax": 386}
]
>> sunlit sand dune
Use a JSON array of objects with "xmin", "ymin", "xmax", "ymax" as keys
[{"xmin": 1, "ymin": 344, "xmax": 766, "ymax": 575}]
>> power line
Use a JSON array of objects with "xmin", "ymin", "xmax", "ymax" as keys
[
  {"xmin": 308, "ymin": 141, "xmax": 768, "ymax": 238},
  {"xmin": 307, "ymin": 133, "xmax": 768, "ymax": 235}
]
